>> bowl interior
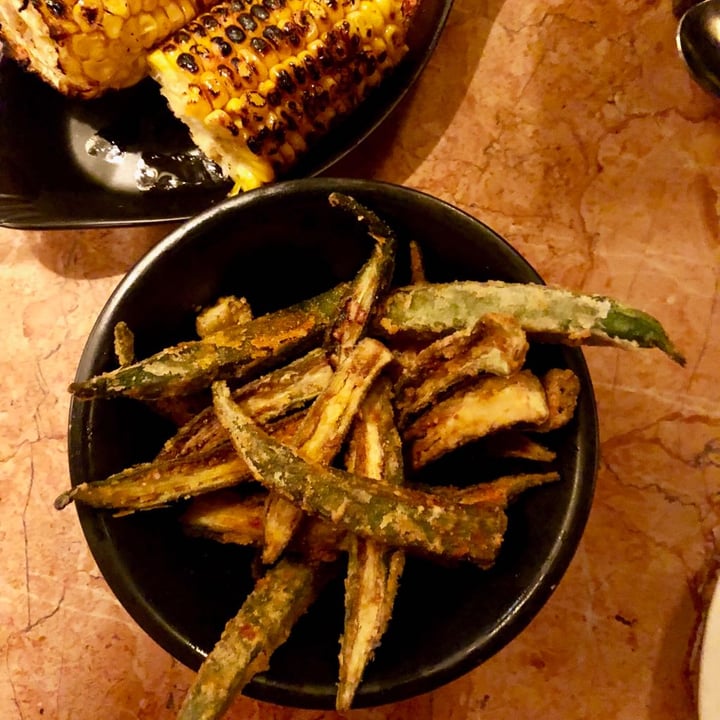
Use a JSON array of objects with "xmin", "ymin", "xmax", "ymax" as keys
[{"xmin": 68, "ymin": 178, "xmax": 598, "ymax": 709}]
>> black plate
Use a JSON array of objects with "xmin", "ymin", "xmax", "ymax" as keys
[
  {"xmin": 67, "ymin": 178, "xmax": 599, "ymax": 709},
  {"xmin": 0, "ymin": 1, "xmax": 453, "ymax": 229}
]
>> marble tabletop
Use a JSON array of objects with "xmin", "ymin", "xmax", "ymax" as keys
[{"xmin": 2, "ymin": 0, "xmax": 719, "ymax": 718}]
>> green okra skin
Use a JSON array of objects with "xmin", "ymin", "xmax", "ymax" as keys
[
  {"xmin": 376, "ymin": 281, "xmax": 686, "ymax": 365},
  {"xmin": 177, "ymin": 557, "xmax": 329, "ymax": 720},
  {"xmin": 69, "ymin": 278, "xmax": 683, "ymax": 403},
  {"xmin": 326, "ymin": 193, "xmax": 397, "ymax": 364},
  {"xmin": 212, "ymin": 382, "xmax": 508, "ymax": 567},
  {"xmin": 54, "ymin": 414, "xmax": 302, "ymax": 512},
  {"xmin": 69, "ymin": 284, "xmax": 349, "ymax": 401},
  {"xmin": 601, "ymin": 303, "xmax": 684, "ymax": 362},
  {"xmin": 157, "ymin": 348, "xmax": 333, "ymax": 461},
  {"xmin": 337, "ymin": 377, "xmax": 406, "ymax": 712},
  {"xmin": 55, "ymin": 444, "xmax": 250, "ymax": 512},
  {"xmin": 261, "ymin": 337, "xmax": 394, "ymax": 565}
]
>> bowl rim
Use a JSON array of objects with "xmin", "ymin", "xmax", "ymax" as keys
[{"xmin": 68, "ymin": 177, "xmax": 599, "ymax": 708}]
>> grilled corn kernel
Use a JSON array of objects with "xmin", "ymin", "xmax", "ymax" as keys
[
  {"xmin": 0, "ymin": 0, "xmax": 221, "ymax": 97},
  {"xmin": 102, "ymin": 13, "xmax": 125, "ymax": 38},
  {"xmin": 149, "ymin": 0, "xmax": 410, "ymax": 192},
  {"xmin": 179, "ymin": 0, "xmax": 197, "ymax": 20},
  {"xmin": 71, "ymin": 31, "xmax": 106, "ymax": 58},
  {"xmin": 72, "ymin": 0, "xmax": 104, "ymax": 31},
  {"xmin": 82, "ymin": 58, "xmax": 118, "ymax": 82},
  {"xmin": 105, "ymin": 0, "xmax": 131, "ymax": 19}
]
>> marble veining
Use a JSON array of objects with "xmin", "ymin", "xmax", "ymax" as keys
[{"xmin": 2, "ymin": 0, "xmax": 719, "ymax": 718}]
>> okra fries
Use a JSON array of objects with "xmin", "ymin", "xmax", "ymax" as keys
[
  {"xmin": 176, "ymin": 556, "xmax": 333, "ymax": 720},
  {"xmin": 68, "ymin": 276, "xmax": 683, "ymax": 403},
  {"xmin": 261, "ymin": 337, "xmax": 393, "ymax": 563},
  {"xmin": 57, "ymin": 194, "xmax": 684, "ymax": 717},
  {"xmin": 69, "ymin": 282, "xmax": 349, "ymax": 400},
  {"xmin": 262, "ymin": 196, "xmax": 397, "ymax": 562},
  {"xmin": 337, "ymin": 377, "xmax": 406, "ymax": 712}
]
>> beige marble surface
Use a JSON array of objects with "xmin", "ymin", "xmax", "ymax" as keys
[{"xmin": 2, "ymin": 0, "xmax": 720, "ymax": 717}]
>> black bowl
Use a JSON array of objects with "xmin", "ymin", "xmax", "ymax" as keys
[{"xmin": 67, "ymin": 178, "xmax": 598, "ymax": 709}]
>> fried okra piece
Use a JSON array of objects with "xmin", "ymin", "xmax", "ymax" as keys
[
  {"xmin": 403, "ymin": 371, "xmax": 550, "ymax": 470},
  {"xmin": 534, "ymin": 368, "xmax": 582, "ymax": 432},
  {"xmin": 337, "ymin": 377, "xmax": 405, "ymax": 712},
  {"xmin": 262, "ymin": 338, "xmax": 394, "ymax": 564},
  {"xmin": 212, "ymin": 381, "xmax": 509, "ymax": 567},
  {"xmin": 71, "ymin": 277, "xmax": 683, "ymax": 402},
  {"xmin": 394, "ymin": 313, "xmax": 529, "ymax": 424},
  {"xmin": 376, "ymin": 281, "xmax": 685, "ymax": 364},
  {"xmin": 69, "ymin": 283, "xmax": 348, "ymax": 401},
  {"xmin": 54, "ymin": 413, "xmax": 303, "ymax": 512},
  {"xmin": 325, "ymin": 192, "xmax": 398, "ymax": 366},
  {"xmin": 177, "ymin": 557, "xmax": 333, "ymax": 720}
]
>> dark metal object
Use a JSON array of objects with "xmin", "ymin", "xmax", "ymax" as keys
[{"xmin": 677, "ymin": 0, "xmax": 720, "ymax": 96}]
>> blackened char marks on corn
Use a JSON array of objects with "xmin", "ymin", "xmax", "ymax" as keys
[
  {"xmin": 148, "ymin": 0, "xmax": 411, "ymax": 193},
  {"xmin": 0, "ymin": 0, "xmax": 220, "ymax": 97}
]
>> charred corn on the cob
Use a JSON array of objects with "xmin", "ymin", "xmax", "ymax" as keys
[
  {"xmin": 0, "ymin": 0, "xmax": 217, "ymax": 97},
  {"xmin": 148, "ymin": 0, "xmax": 410, "ymax": 193}
]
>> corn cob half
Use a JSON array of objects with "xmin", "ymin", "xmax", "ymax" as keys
[
  {"xmin": 148, "ymin": 0, "xmax": 411, "ymax": 193},
  {"xmin": 0, "ymin": 0, "xmax": 217, "ymax": 97}
]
